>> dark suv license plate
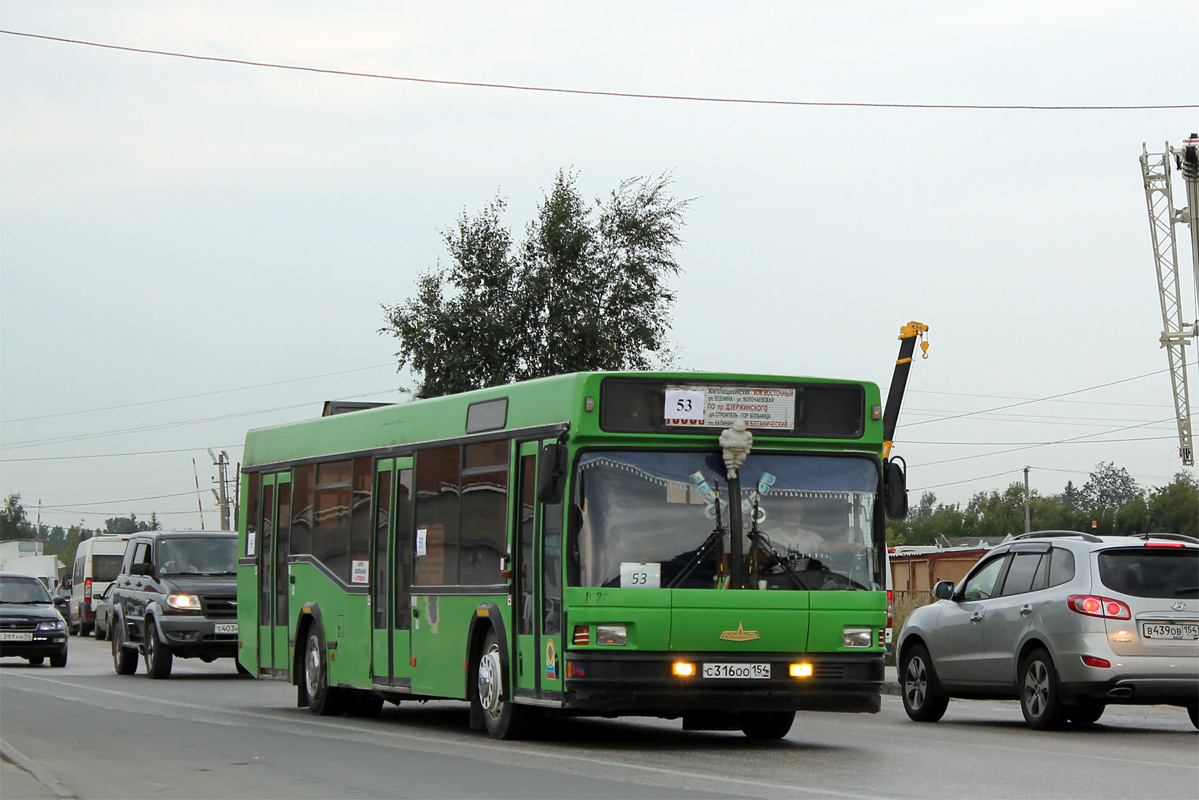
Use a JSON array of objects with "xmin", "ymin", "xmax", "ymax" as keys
[{"xmin": 1141, "ymin": 622, "xmax": 1199, "ymax": 640}]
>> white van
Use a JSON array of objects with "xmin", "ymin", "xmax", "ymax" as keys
[{"xmin": 70, "ymin": 534, "xmax": 130, "ymax": 636}]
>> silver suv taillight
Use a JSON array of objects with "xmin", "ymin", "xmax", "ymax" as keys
[{"xmin": 1067, "ymin": 594, "xmax": 1131, "ymax": 619}]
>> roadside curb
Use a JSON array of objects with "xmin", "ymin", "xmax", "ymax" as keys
[
  {"xmin": 0, "ymin": 739, "xmax": 75, "ymax": 799},
  {"xmin": 883, "ymin": 666, "xmax": 900, "ymax": 696}
]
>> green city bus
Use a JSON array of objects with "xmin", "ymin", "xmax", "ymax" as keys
[{"xmin": 236, "ymin": 369, "xmax": 913, "ymax": 739}]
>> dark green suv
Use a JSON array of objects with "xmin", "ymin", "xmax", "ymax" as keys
[{"xmin": 109, "ymin": 530, "xmax": 238, "ymax": 679}]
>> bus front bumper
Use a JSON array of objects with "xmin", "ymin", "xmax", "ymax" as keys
[{"xmin": 561, "ymin": 651, "xmax": 883, "ymax": 715}]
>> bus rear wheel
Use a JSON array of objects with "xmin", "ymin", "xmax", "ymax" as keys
[
  {"xmin": 304, "ymin": 624, "xmax": 346, "ymax": 716},
  {"xmin": 740, "ymin": 710, "xmax": 795, "ymax": 740},
  {"xmin": 474, "ymin": 629, "xmax": 530, "ymax": 740}
]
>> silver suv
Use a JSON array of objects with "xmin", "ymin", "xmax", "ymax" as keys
[{"xmin": 897, "ymin": 531, "xmax": 1198, "ymax": 730}]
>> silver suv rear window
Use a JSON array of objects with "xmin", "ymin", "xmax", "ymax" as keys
[{"xmin": 1097, "ymin": 548, "xmax": 1198, "ymax": 599}]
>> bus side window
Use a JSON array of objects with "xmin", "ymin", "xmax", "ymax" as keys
[
  {"xmin": 543, "ymin": 498, "xmax": 563, "ymax": 636},
  {"xmin": 394, "ymin": 468, "xmax": 413, "ymax": 629}
]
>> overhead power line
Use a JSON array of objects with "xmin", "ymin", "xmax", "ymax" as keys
[
  {"xmin": 918, "ymin": 417, "xmax": 1176, "ymax": 467},
  {"xmin": 906, "ymin": 434, "xmax": 1177, "ymax": 446},
  {"xmin": 1, "ymin": 30, "xmax": 1195, "ymax": 112},
  {"xmin": 0, "ymin": 445, "xmax": 243, "ymax": 463},
  {"xmin": 902, "ymin": 365, "xmax": 1191, "ymax": 429},
  {"xmin": 45, "ymin": 490, "xmax": 202, "ymax": 509},
  {"xmin": 1, "ymin": 362, "xmax": 394, "ymax": 424},
  {"xmin": 0, "ymin": 387, "xmax": 404, "ymax": 452},
  {"xmin": 38, "ymin": 506, "xmax": 205, "ymax": 519}
]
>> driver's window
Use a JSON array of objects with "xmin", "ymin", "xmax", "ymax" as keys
[{"xmin": 961, "ymin": 556, "xmax": 1007, "ymax": 601}]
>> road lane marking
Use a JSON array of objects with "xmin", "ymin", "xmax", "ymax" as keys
[{"xmin": 2, "ymin": 677, "xmax": 882, "ymax": 800}]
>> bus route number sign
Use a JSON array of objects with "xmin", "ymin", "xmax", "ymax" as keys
[
  {"xmin": 620, "ymin": 562, "xmax": 661, "ymax": 589},
  {"xmin": 665, "ymin": 389, "xmax": 705, "ymax": 422}
]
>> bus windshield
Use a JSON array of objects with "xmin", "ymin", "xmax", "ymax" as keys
[{"xmin": 573, "ymin": 451, "xmax": 880, "ymax": 591}]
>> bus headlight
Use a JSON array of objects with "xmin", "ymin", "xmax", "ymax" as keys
[
  {"xmin": 790, "ymin": 663, "xmax": 813, "ymax": 678},
  {"xmin": 167, "ymin": 593, "xmax": 202, "ymax": 610},
  {"xmin": 596, "ymin": 625, "xmax": 627, "ymax": 646},
  {"xmin": 673, "ymin": 662, "xmax": 695, "ymax": 677},
  {"xmin": 843, "ymin": 627, "xmax": 872, "ymax": 648}
]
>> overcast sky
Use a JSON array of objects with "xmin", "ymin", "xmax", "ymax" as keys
[{"xmin": 2, "ymin": 3, "xmax": 1196, "ymax": 532}]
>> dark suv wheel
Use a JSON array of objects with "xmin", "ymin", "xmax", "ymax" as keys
[
  {"xmin": 145, "ymin": 618, "xmax": 173, "ymax": 679},
  {"xmin": 112, "ymin": 617, "xmax": 138, "ymax": 675}
]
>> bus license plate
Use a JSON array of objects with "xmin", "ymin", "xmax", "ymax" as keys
[
  {"xmin": 702, "ymin": 663, "xmax": 770, "ymax": 679},
  {"xmin": 214, "ymin": 623, "xmax": 238, "ymax": 635},
  {"xmin": 1142, "ymin": 622, "xmax": 1199, "ymax": 640},
  {"xmin": 0, "ymin": 632, "xmax": 33, "ymax": 642}
]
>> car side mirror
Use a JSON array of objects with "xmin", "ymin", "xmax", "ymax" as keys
[
  {"xmin": 537, "ymin": 443, "xmax": 568, "ymax": 505},
  {"xmin": 883, "ymin": 458, "xmax": 908, "ymax": 520},
  {"xmin": 933, "ymin": 580, "xmax": 955, "ymax": 600},
  {"xmin": 53, "ymin": 597, "xmax": 68, "ymax": 609},
  {"xmin": 130, "ymin": 562, "xmax": 154, "ymax": 577}
]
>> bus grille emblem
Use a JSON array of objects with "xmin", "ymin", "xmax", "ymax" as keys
[{"xmin": 720, "ymin": 623, "xmax": 760, "ymax": 642}]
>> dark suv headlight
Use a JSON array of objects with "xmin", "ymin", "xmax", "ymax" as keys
[{"xmin": 167, "ymin": 593, "xmax": 202, "ymax": 610}]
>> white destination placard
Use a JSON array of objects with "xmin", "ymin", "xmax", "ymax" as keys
[{"xmin": 664, "ymin": 385, "xmax": 796, "ymax": 430}]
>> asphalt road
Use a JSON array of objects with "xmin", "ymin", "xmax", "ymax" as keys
[{"xmin": 1, "ymin": 636, "xmax": 1195, "ymax": 800}]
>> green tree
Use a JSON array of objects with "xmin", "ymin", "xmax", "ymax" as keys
[
  {"xmin": 1, "ymin": 493, "xmax": 32, "ymax": 540},
  {"xmin": 1147, "ymin": 471, "xmax": 1198, "ymax": 537},
  {"xmin": 1115, "ymin": 496, "xmax": 1151, "ymax": 534},
  {"xmin": 381, "ymin": 170, "xmax": 690, "ymax": 397},
  {"xmin": 1081, "ymin": 462, "xmax": 1143, "ymax": 512},
  {"xmin": 1058, "ymin": 480, "xmax": 1082, "ymax": 510},
  {"xmin": 103, "ymin": 514, "xmax": 158, "ymax": 535}
]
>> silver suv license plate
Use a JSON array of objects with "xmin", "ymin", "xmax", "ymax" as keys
[
  {"xmin": 701, "ymin": 663, "xmax": 770, "ymax": 679},
  {"xmin": 1142, "ymin": 622, "xmax": 1199, "ymax": 640}
]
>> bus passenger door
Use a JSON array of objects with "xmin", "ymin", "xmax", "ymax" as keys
[
  {"xmin": 514, "ymin": 443, "xmax": 539, "ymax": 698},
  {"xmin": 371, "ymin": 460, "xmax": 394, "ymax": 683},
  {"xmin": 256, "ymin": 471, "xmax": 291, "ymax": 674},
  {"xmin": 513, "ymin": 440, "xmax": 565, "ymax": 701},
  {"xmin": 372, "ymin": 458, "xmax": 412, "ymax": 686}
]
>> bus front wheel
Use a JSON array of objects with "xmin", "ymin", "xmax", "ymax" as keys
[
  {"xmin": 474, "ymin": 629, "xmax": 530, "ymax": 740},
  {"xmin": 740, "ymin": 710, "xmax": 795, "ymax": 739},
  {"xmin": 304, "ymin": 624, "xmax": 347, "ymax": 717}
]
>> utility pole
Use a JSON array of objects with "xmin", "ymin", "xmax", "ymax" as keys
[
  {"xmin": 1023, "ymin": 468, "xmax": 1031, "ymax": 534},
  {"xmin": 192, "ymin": 459, "xmax": 205, "ymax": 531},
  {"xmin": 208, "ymin": 449, "xmax": 232, "ymax": 531}
]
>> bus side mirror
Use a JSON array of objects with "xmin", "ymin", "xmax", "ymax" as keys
[
  {"xmin": 884, "ymin": 458, "xmax": 908, "ymax": 520},
  {"xmin": 537, "ymin": 443, "xmax": 568, "ymax": 505}
]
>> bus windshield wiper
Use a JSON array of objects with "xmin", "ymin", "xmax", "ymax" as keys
[
  {"xmin": 746, "ymin": 494, "xmax": 807, "ymax": 591},
  {"xmin": 667, "ymin": 477, "xmax": 729, "ymax": 589}
]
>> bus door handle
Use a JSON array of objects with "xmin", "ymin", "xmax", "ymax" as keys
[
  {"xmin": 289, "ymin": 575, "xmax": 295, "ymax": 585},
  {"xmin": 412, "ymin": 609, "xmax": 419, "ymax": 619}
]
